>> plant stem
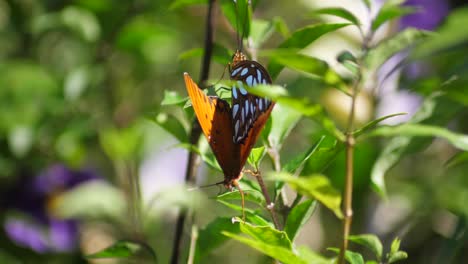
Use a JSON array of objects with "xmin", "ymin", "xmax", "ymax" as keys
[
  {"xmin": 338, "ymin": 54, "xmax": 361, "ymax": 264},
  {"xmin": 170, "ymin": 1, "xmax": 216, "ymax": 263},
  {"xmin": 255, "ymin": 170, "xmax": 281, "ymax": 230}
]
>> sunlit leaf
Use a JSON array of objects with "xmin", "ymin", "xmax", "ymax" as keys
[
  {"xmin": 348, "ymin": 234, "xmax": 383, "ymax": 260},
  {"xmin": 372, "ymin": 4, "xmax": 416, "ymax": 31},
  {"xmin": 303, "ymin": 136, "xmax": 344, "ymax": 175},
  {"xmin": 250, "ymin": 19, "xmax": 276, "ymax": 48},
  {"xmin": 390, "ymin": 237, "xmax": 401, "ymax": 254},
  {"xmin": 178, "ymin": 43, "xmax": 232, "ymax": 65},
  {"xmin": 195, "ymin": 217, "xmax": 241, "ymax": 262},
  {"xmin": 272, "ymin": 173, "xmax": 342, "ymax": 218},
  {"xmin": 445, "ymin": 152, "xmax": 468, "ymax": 168},
  {"xmin": 170, "ymin": 0, "xmax": 206, "ymax": 10},
  {"xmin": 153, "ymin": 112, "xmax": 188, "ymax": 143},
  {"xmin": 161, "ymin": 90, "xmax": 187, "ymax": 106},
  {"xmin": 223, "ymin": 220, "xmax": 307, "ymax": 264},
  {"xmin": 268, "ymin": 23, "xmax": 351, "ymax": 79},
  {"xmin": 247, "ymin": 146, "xmax": 266, "ymax": 169},
  {"xmin": 86, "ymin": 240, "xmax": 156, "ymax": 261},
  {"xmin": 99, "ymin": 122, "xmax": 143, "ymax": 161},
  {"xmin": 337, "ymin": 50, "xmax": 359, "ymax": 77},
  {"xmin": 216, "ymin": 189, "xmax": 266, "ymax": 205},
  {"xmin": 353, "ymin": 113, "xmax": 407, "ymax": 137},
  {"xmin": 387, "ymin": 251, "xmax": 408, "ymax": 263},
  {"xmin": 61, "ymin": 6, "xmax": 101, "ymax": 42},
  {"xmin": 220, "ymin": 0, "xmax": 251, "ymax": 39},
  {"xmin": 273, "ymin": 16, "xmax": 290, "ymax": 38},
  {"xmin": 283, "ymin": 136, "xmax": 326, "ymax": 175},
  {"xmin": 413, "ymin": 8, "xmax": 468, "ymax": 58},
  {"xmin": 262, "ymin": 49, "xmax": 344, "ymax": 87},
  {"xmin": 52, "ymin": 181, "xmax": 125, "ymax": 219},
  {"xmin": 368, "ymin": 124, "xmax": 468, "ymax": 151},
  {"xmin": 267, "ymin": 103, "xmax": 302, "ymax": 151},
  {"xmin": 369, "ymin": 92, "xmax": 459, "ymax": 196},
  {"xmin": 284, "ymin": 199, "xmax": 317, "ymax": 241},
  {"xmin": 328, "ymin": 248, "xmax": 364, "ymax": 264},
  {"xmin": 312, "ymin": 7, "xmax": 361, "ymax": 27},
  {"xmin": 365, "ymin": 28, "xmax": 430, "ymax": 72},
  {"xmin": 297, "ymin": 247, "xmax": 335, "ymax": 264}
]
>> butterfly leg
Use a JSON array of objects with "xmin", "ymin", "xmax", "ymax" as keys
[{"xmin": 232, "ymin": 180, "xmax": 245, "ymax": 221}]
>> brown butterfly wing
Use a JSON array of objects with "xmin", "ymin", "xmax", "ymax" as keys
[
  {"xmin": 229, "ymin": 60, "xmax": 274, "ymax": 167},
  {"xmin": 183, "ymin": 73, "xmax": 242, "ymax": 181},
  {"xmin": 230, "ymin": 60, "xmax": 273, "ymax": 143}
]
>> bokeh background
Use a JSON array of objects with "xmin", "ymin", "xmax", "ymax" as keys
[{"xmin": 0, "ymin": 0, "xmax": 467, "ymax": 263}]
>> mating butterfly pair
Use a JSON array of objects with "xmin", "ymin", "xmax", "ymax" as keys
[{"xmin": 184, "ymin": 50, "xmax": 274, "ymax": 190}]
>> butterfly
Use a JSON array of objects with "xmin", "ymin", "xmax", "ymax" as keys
[{"xmin": 183, "ymin": 50, "xmax": 274, "ymax": 209}]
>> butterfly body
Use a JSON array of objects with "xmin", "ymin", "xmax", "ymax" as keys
[{"xmin": 183, "ymin": 50, "xmax": 273, "ymax": 189}]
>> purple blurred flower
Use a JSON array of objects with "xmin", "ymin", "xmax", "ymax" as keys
[
  {"xmin": 3, "ymin": 164, "xmax": 99, "ymax": 253},
  {"xmin": 400, "ymin": 0, "xmax": 450, "ymax": 31}
]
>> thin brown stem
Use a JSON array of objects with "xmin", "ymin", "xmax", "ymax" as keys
[
  {"xmin": 170, "ymin": 0, "xmax": 216, "ymax": 263},
  {"xmin": 255, "ymin": 170, "xmax": 281, "ymax": 230},
  {"xmin": 338, "ymin": 71, "xmax": 359, "ymax": 264}
]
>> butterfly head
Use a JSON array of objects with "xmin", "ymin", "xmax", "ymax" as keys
[{"xmin": 232, "ymin": 50, "xmax": 247, "ymax": 67}]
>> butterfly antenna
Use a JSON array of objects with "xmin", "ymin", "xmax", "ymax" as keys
[
  {"xmin": 187, "ymin": 180, "xmax": 224, "ymax": 191},
  {"xmin": 232, "ymin": 180, "xmax": 245, "ymax": 221}
]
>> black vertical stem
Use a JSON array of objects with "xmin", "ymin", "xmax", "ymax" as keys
[{"xmin": 170, "ymin": 0, "xmax": 216, "ymax": 263}]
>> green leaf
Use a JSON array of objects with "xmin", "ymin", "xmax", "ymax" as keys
[
  {"xmin": 267, "ymin": 103, "xmax": 302, "ymax": 151},
  {"xmin": 303, "ymin": 136, "xmax": 344, "ymax": 174},
  {"xmin": 348, "ymin": 234, "xmax": 383, "ymax": 260},
  {"xmin": 161, "ymin": 90, "xmax": 187, "ymax": 106},
  {"xmin": 99, "ymin": 121, "xmax": 143, "ymax": 161},
  {"xmin": 179, "ymin": 43, "xmax": 232, "ymax": 65},
  {"xmin": 413, "ymin": 8, "xmax": 468, "ymax": 57},
  {"xmin": 223, "ymin": 220, "xmax": 307, "ymax": 264},
  {"xmin": 60, "ymin": 6, "xmax": 101, "ymax": 42},
  {"xmin": 365, "ymin": 28, "xmax": 430, "ymax": 72},
  {"xmin": 372, "ymin": 4, "xmax": 416, "ymax": 31},
  {"xmin": 313, "ymin": 7, "xmax": 361, "ymax": 27},
  {"xmin": 247, "ymin": 146, "xmax": 266, "ymax": 169},
  {"xmin": 353, "ymin": 113, "xmax": 407, "ymax": 138},
  {"xmin": 153, "ymin": 112, "xmax": 188, "ymax": 142},
  {"xmin": 368, "ymin": 124, "xmax": 468, "ymax": 151},
  {"xmin": 86, "ymin": 240, "xmax": 156, "ymax": 261},
  {"xmin": 250, "ymin": 19, "xmax": 276, "ymax": 48},
  {"xmin": 273, "ymin": 16, "xmax": 290, "ymax": 38},
  {"xmin": 390, "ymin": 237, "xmax": 401, "ymax": 254},
  {"xmin": 361, "ymin": 0, "xmax": 371, "ymax": 10},
  {"xmin": 387, "ymin": 251, "xmax": 408, "ymax": 263},
  {"xmin": 220, "ymin": 0, "xmax": 251, "ymax": 39},
  {"xmin": 369, "ymin": 92, "xmax": 458, "ymax": 196},
  {"xmin": 273, "ymin": 173, "xmax": 342, "ymax": 218},
  {"xmin": 297, "ymin": 247, "xmax": 335, "ymax": 264},
  {"xmin": 195, "ymin": 217, "xmax": 241, "ymax": 262},
  {"xmin": 268, "ymin": 23, "xmax": 351, "ymax": 79},
  {"xmin": 170, "ymin": 0, "xmax": 206, "ymax": 10},
  {"xmin": 216, "ymin": 199, "xmax": 271, "ymax": 226},
  {"xmin": 284, "ymin": 199, "xmax": 317, "ymax": 241},
  {"xmin": 216, "ymin": 189, "xmax": 266, "ymax": 205},
  {"xmin": 445, "ymin": 152, "xmax": 468, "ymax": 168},
  {"xmin": 261, "ymin": 49, "xmax": 344, "ymax": 87},
  {"xmin": 51, "ymin": 181, "xmax": 125, "ymax": 219},
  {"xmin": 328, "ymin": 248, "xmax": 364, "ymax": 264},
  {"xmin": 177, "ymin": 143, "xmax": 222, "ymax": 172},
  {"xmin": 283, "ymin": 136, "xmax": 326, "ymax": 175},
  {"xmin": 337, "ymin": 50, "xmax": 359, "ymax": 77}
]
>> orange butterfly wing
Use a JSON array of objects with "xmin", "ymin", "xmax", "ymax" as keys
[
  {"xmin": 239, "ymin": 102, "xmax": 274, "ymax": 168},
  {"xmin": 183, "ymin": 73, "xmax": 242, "ymax": 182}
]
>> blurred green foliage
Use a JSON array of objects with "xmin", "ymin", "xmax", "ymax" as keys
[{"xmin": 0, "ymin": 0, "xmax": 467, "ymax": 263}]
